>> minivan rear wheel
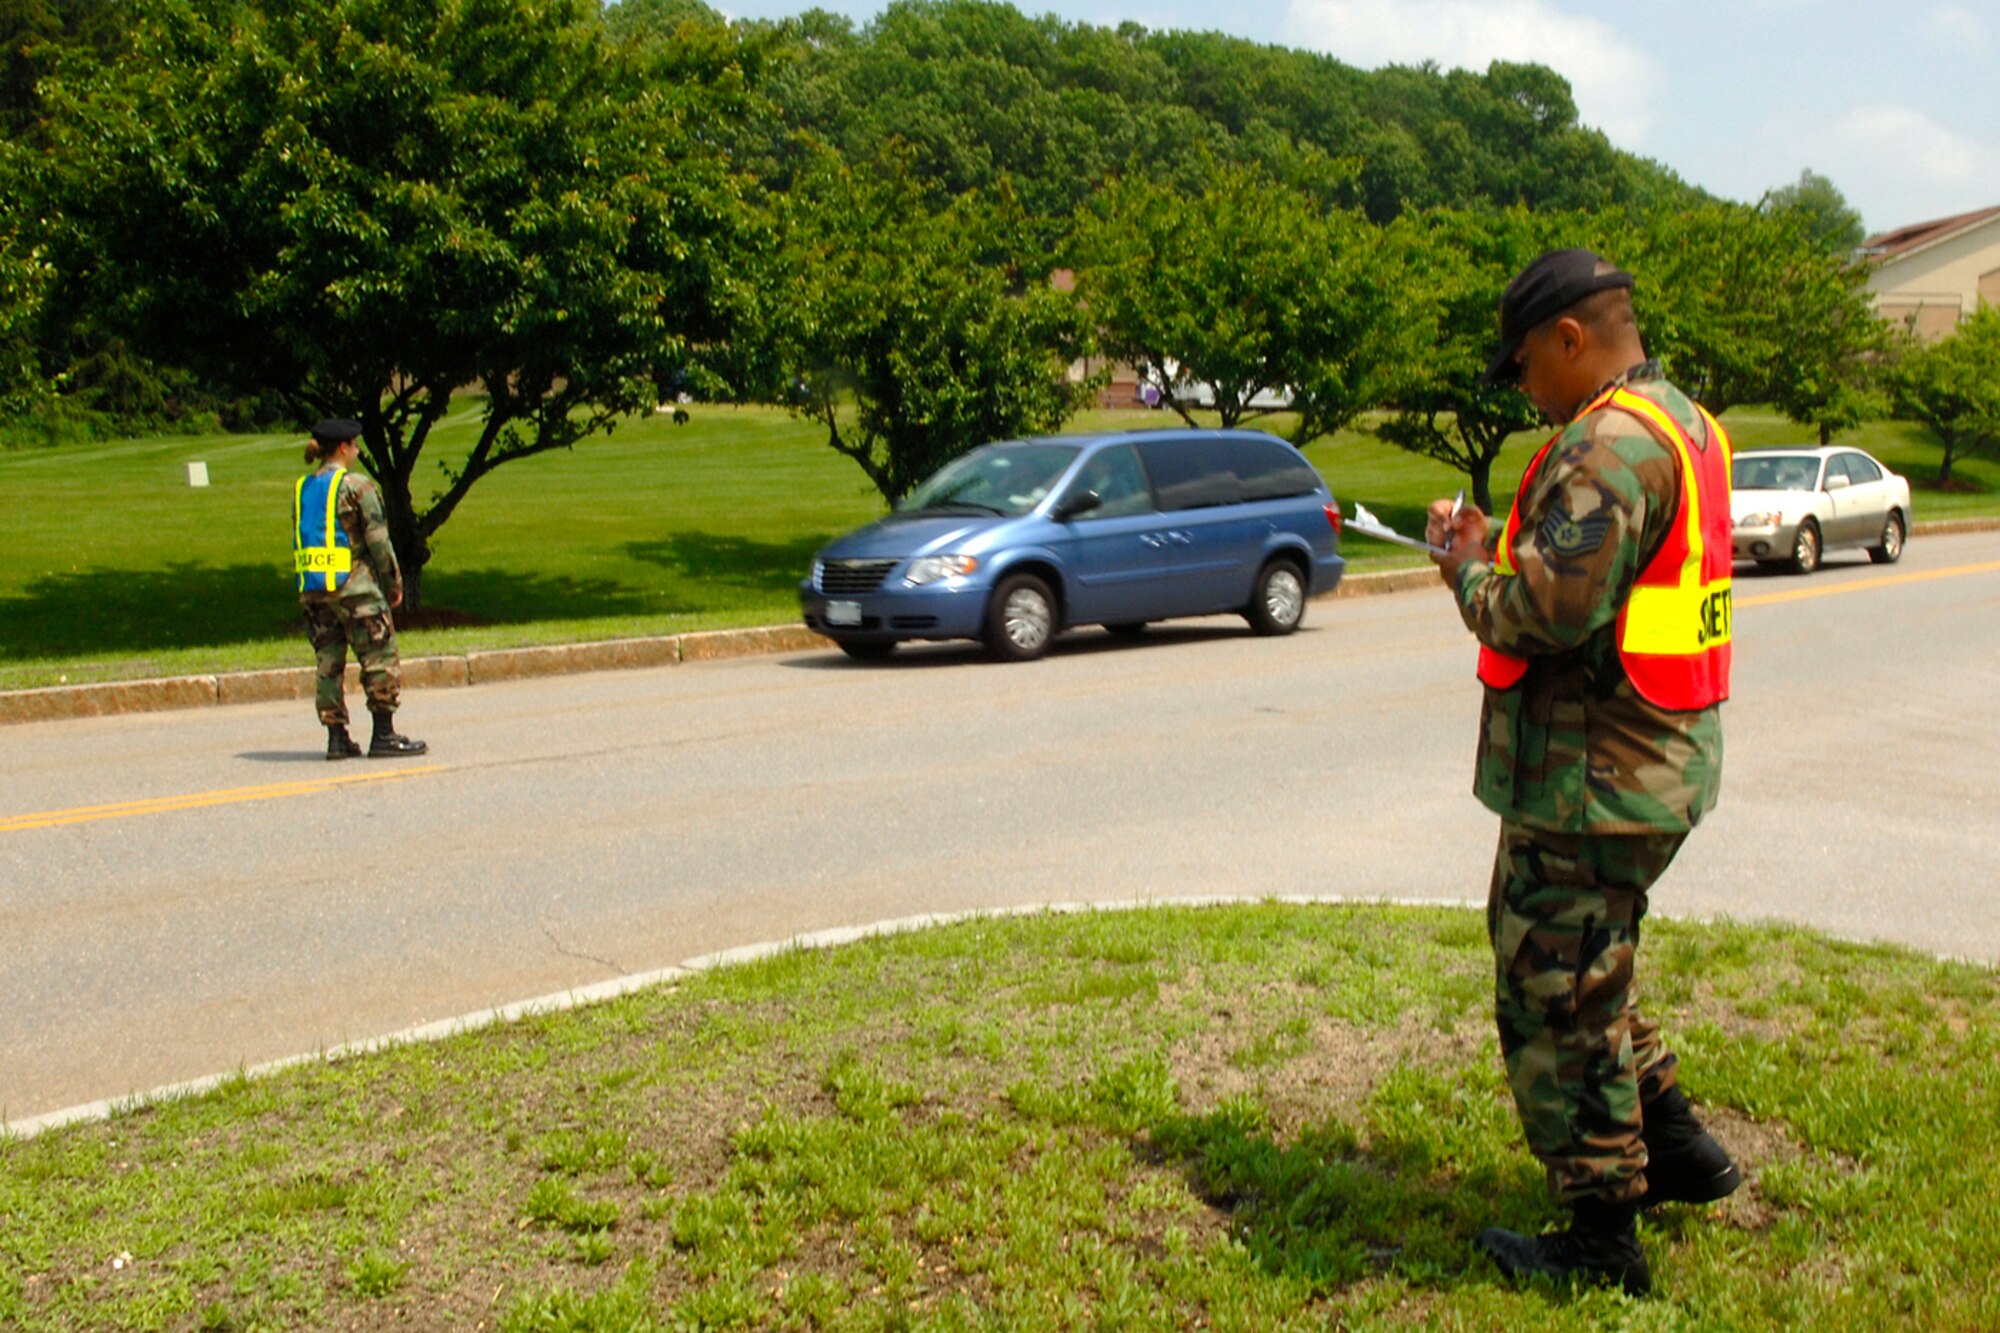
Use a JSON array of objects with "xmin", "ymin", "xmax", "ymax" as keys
[
  {"xmin": 985, "ymin": 574, "xmax": 1056, "ymax": 662},
  {"xmin": 1245, "ymin": 558, "xmax": 1307, "ymax": 636}
]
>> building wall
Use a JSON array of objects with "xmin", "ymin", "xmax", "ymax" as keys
[{"xmin": 1866, "ymin": 216, "xmax": 2000, "ymax": 340}]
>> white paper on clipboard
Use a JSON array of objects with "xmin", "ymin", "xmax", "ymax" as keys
[{"xmin": 1346, "ymin": 501, "xmax": 1448, "ymax": 556}]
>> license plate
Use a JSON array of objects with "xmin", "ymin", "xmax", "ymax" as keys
[{"xmin": 825, "ymin": 600, "xmax": 862, "ymax": 626}]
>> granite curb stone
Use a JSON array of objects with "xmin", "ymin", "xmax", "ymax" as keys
[{"xmin": 4, "ymin": 517, "xmax": 1992, "ymax": 727}]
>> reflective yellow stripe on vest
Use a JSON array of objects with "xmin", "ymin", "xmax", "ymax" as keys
[
  {"xmin": 293, "ymin": 467, "xmax": 353, "ymax": 592},
  {"xmin": 1610, "ymin": 393, "xmax": 1732, "ymax": 657}
]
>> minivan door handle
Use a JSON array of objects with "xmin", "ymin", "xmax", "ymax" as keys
[
  {"xmin": 1166, "ymin": 530, "xmax": 1194, "ymax": 546},
  {"xmin": 1139, "ymin": 533, "xmax": 1166, "ymax": 549}
]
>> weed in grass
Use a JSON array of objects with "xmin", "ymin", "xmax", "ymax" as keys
[
  {"xmin": 537, "ymin": 1128, "xmax": 629, "ymax": 1177},
  {"xmin": 572, "ymin": 1231, "xmax": 616, "ymax": 1267},
  {"xmin": 501, "ymin": 1258, "xmax": 663, "ymax": 1333},
  {"xmin": 346, "ymin": 1249, "xmax": 407, "ymax": 1299},
  {"xmin": 523, "ymin": 1178, "xmax": 620, "ymax": 1234}
]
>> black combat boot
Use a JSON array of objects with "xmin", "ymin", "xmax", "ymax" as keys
[
  {"xmin": 1477, "ymin": 1196, "xmax": 1650, "ymax": 1296},
  {"xmin": 367, "ymin": 711, "xmax": 428, "ymax": 757},
  {"xmin": 327, "ymin": 725, "xmax": 363, "ymax": 761},
  {"xmin": 1640, "ymin": 1086, "xmax": 1742, "ymax": 1207}
]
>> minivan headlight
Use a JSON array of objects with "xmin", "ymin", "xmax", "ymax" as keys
[
  {"xmin": 905, "ymin": 555, "xmax": 979, "ymax": 585},
  {"xmin": 1735, "ymin": 510, "xmax": 1785, "ymax": 530}
]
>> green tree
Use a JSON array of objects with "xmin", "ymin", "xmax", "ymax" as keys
[
  {"xmin": 1619, "ymin": 201, "xmax": 1886, "ymax": 434},
  {"xmin": 1887, "ymin": 306, "xmax": 2000, "ymax": 484},
  {"xmin": 1765, "ymin": 168, "xmax": 1865, "ymax": 254},
  {"xmin": 2, "ymin": 0, "xmax": 122, "ymax": 140},
  {"xmin": 1073, "ymin": 164, "xmax": 1409, "ymax": 443},
  {"xmin": 1372, "ymin": 208, "xmax": 1549, "ymax": 514},
  {"xmin": 43, "ymin": 0, "xmax": 754, "ymax": 610},
  {"xmin": 0, "ymin": 215, "xmax": 49, "ymax": 415},
  {"xmin": 770, "ymin": 155, "xmax": 1097, "ymax": 503}
]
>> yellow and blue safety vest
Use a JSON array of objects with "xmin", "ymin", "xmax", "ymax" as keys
[{"xmin": 294, "ymin": 467, "xmax": 353, "ymax": 594}]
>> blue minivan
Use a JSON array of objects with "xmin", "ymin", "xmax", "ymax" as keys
[{"xmin": 800, "ymin": 429, "xmax": 1346, "ymax": 661}]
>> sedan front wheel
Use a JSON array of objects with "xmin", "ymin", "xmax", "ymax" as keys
[{"xmin": 1787, "ymin": 518, "xmax": 1822, "ymax": 575}]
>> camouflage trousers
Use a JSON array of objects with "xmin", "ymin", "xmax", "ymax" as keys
[
  {"xmin": 1487, "ymin": 819, "xmax": 1686, "ymax": 1204},
  {"xmin": 302, "ymin": 599, "xmax": 400, "ymax": 727}
]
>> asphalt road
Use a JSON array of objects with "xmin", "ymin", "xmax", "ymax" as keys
[{"xmin": 5, "ymin": 531, "xmax": 1998, "ymax": 1125}]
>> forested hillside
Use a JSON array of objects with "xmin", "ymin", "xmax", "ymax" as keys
[{"xmin": 712, "ymin": 0, "xmax": 1697, "ymax": 221}]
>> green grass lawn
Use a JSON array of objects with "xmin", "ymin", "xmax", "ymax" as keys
[
  {"xmin": 3, "ymin": 903, "xmax": 1995, "ymax": 1330},
  {"xmin": 1, "ymin": 404, "xmax": 1992, "ymax": 691}
]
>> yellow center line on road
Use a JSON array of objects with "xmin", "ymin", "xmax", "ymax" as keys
[
  {"xmin": 1, "ymin": 764, "xmax": 446, "ymax": 833},
  {"xmin": 1736, "ymin": 559, "xmax": 2000, "ymax": 608}
]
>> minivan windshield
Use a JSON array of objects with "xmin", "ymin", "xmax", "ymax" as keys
[
  {"xmin": 896, "ymin": 444, "xmax": 1081, "ymax": 518},
  {"xmin": 1733, "ymin": 454, "xmax": 1821, "ymax": 492}
]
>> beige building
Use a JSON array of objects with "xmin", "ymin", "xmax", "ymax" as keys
[{"xmin": 1860, "ymin": 205, "xmax": 2000, "ymax": 340}]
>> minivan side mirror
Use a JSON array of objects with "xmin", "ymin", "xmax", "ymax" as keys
[
  {"xmin": 1054, "ymin": 489, "xmax": 1102, "ymax": 521},
  {"xmin": 1825, "ymin": 474, "xmax": 1851, "ymax": 492}
]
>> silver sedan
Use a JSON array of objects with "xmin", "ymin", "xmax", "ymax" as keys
[{"xmin": 1731, "ymin": 447, "xmax": 1913, "ymax": 574}]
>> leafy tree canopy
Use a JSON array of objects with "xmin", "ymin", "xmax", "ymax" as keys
[
  {"xmin": 1073, "ymin": 161, "xmax": 1414, "ymax": 444},
  {"xmin": 742, "ymin": 0, "xmax": 1697, "ymax": 224},
  {"xmin": 43, "ymin": 0, "xmax": 758, "ymax": 607},
  {"xmin": 1887, "ymin": 305, "xmax": 2000, "ymax": 484},
  {"xmin": 1765, "ymin": 168, "xmax": 1866, "ymax": 255},
  {"xmin": 769, "ymin": 151, "xmax": 1097, "ymax": 503},
  {"xmin": 1371, "ymin": 207, "xmax": 1553, "ymax": 514}
]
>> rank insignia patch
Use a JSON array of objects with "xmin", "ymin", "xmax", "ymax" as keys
[{"xmin": 1538, "ymin": 505, "xmax": 1611, "ymax": 558}]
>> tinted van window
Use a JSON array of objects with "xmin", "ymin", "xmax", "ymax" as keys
[
  {"xmin": 1235, "ymin": 438, "xmax": 1321, "ymax": 501},
  {"xmin": 1139, "ymin": 437, "xmax": 1241, "ymax": 510},
  {"xmin": 1065, "ymin": 444, "xmax": 1154, "ymax": 518}
]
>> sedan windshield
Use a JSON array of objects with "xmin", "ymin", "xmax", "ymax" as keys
[
  {"xmin": 897, "ymin": 444, "xmax": 1081, "ymax": 518},
  {"xmin": 1733, "ymin": 454, "xmax": 1821, "ymax": 492}
]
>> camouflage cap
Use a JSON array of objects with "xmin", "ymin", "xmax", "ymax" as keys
[{"xmin": 1482, "ymin": 249, "xmax": 1634, "ymax": 386}]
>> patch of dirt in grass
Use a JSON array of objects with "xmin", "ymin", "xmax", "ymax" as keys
[{"xmin": 1167, "ymin": 1001, "xmax": 1488, "ymax": 1137}]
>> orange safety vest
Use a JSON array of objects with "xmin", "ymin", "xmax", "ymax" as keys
[{"xmin": 1476, "ymin": 387, "xmax": 1733, "ymax": 710}]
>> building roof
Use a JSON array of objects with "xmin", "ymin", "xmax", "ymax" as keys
[{"xmin": 1860, "ymin": 205, "xmax": 2000, "ymax": 261}]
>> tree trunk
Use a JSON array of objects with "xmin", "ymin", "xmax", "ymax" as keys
[
  {"xmin": 1939, "ymin": 439, "xmax": 1955, "ymax": 485},
  {"xmin": 374, "ymin": 467, "xmax": 433, "ymax": 616},
  {"xmin": 1469, "ymin": 453, "xmax": 1495, "ymax": 517}
]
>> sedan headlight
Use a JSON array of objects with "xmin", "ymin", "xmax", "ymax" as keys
[
  {"xmin": 904, "ymin": 555, "xmax": 979, "ymax": 585},
  {"xmin": 1734, "ymin": 510, "xmax": 1786, "ymax": 530}
]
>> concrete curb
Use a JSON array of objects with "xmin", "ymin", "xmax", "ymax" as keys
[{"xmin": 4, "ymin": 519, "xmax": 1993, "ymax": 727}]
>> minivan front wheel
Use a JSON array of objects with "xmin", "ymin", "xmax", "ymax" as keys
[
  {"xmin": 1246, "ymin": 558, "xmax": 1307, "ymax": 636},
  {"xmin": 985, "ymin": 573, "xmax": 1056, "ymax": 662}
]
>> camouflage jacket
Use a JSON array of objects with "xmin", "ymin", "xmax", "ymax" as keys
[
  {"xmin": 1451, "ymin": 364, "xmax": 1723, "ymax": 834},
  {"xmin": 300, "ymin": 464, "xmax": 402, "ymax": 613}
]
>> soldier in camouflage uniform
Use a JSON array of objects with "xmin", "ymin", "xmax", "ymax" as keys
[
  {"xmin": 296, "ymin": 419, "xmax": 427, "ymax": 760},
  {"xmin": 1426, "ymin": 251, "xmax": 1740, "ymax": 1296}
]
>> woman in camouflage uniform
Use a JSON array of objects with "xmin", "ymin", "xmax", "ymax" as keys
[{"xmin": 295, "ymin": 418, "xmax": 426, "ymax": 760}]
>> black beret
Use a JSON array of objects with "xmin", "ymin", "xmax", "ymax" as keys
[
  {"xmin": 310, "ymin": 417, "xmax": 364, "ymax": 443},
  {"xmin": 1482, "ymin": 249, "xmax": 1634, "ymax": 386}
]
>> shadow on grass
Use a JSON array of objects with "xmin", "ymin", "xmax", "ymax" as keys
[
  {"xmin": 1143, "ymin": 1105, "xmax": 1536, "ymax": 1291},
  {"xmin": 623, "ymin": 532, "xmax": 832, "ymax": 596},
  {"xmin": 0, "ymin": 562, "xmax": 653, "ymax": 660}
]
